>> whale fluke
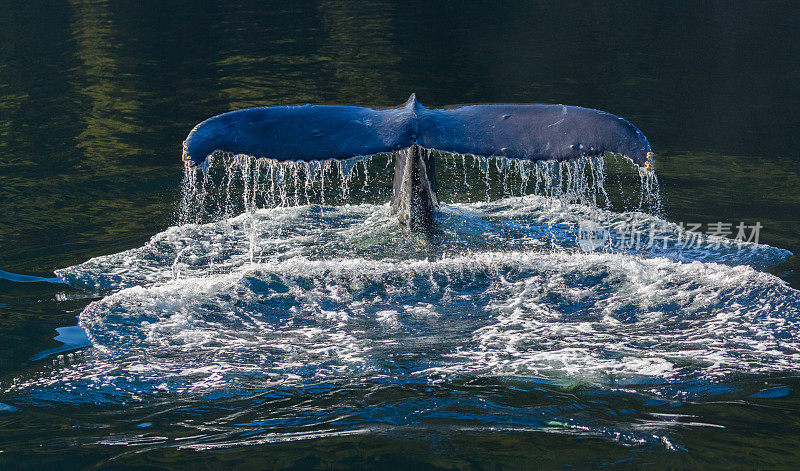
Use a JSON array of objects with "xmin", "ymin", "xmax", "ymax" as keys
[
  {"xmin": 417, "ymin": 102, "xmax": 653, "ymax": 167},
  {"xmin": 183, "ymin": 94, "xmax": 652, "ymax": 168},
  {"xmin": 182, "ymin": 95, "xmax": 653, "ymax": 230},
  {"xmin": 182, "ymin": 96, "xmax": 417, "ymax": 169}
]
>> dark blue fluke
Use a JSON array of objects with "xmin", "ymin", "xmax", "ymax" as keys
[
  {"xmin": 182, "ymin": 95, "xmax": 653, "ymax": 230},
  {"xmin": 182, "ymin": 94, "xmax": 652, "ymax": 168}
]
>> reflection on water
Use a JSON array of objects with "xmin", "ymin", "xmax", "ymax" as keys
[{"xmin": 1, "ymin": 0, "xmax": 799, "ymax": 468}]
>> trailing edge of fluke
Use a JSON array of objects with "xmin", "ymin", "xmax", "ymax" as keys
[{"xmin": 181, "ymin": 94, "xmax": 653, "ymax": 230}]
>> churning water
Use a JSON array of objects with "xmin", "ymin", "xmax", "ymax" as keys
[{"xmin": 4, "ymin": 152, "xmax": 797, "ymax": 454}]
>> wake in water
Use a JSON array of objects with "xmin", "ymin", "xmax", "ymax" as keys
[{"xmin": 3, "ymin": 153, "xmax": 797, "ymax": 451}]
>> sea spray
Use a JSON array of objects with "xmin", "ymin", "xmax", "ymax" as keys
[{"xmin": 178, "ymin": 150, "xmax": 661, "ymax": 225}]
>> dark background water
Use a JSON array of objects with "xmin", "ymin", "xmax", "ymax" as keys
[{"xmin": 1, "ymin": 0, "xmax": 800, "ymax": 468}]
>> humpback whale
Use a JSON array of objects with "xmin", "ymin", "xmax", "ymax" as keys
[{"xmin": 182, "ymin": 94, "xmax": 653, "ymax": 230}]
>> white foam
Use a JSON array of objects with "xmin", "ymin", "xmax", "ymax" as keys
[
  {"xmin": 34, "ymin": 245, "xmax": 792, "ymax": 401},
  {"xmin": 19, "ymin": 176, "xmax": 796, "ymax": 404}
]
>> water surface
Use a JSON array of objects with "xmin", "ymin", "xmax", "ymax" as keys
[{"xmin": 1, "ymin": 1, "xmax": 799, "ymax": 468}]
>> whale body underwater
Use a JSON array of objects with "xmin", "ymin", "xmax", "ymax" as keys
[{"xmin": 182, "ymin": 94, "xmax": 653, "ymax": 230}]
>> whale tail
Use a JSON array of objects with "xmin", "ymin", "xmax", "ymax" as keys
[{"xmin": 182, "ymin": 95, "xmax": 653, "ymax": 230}]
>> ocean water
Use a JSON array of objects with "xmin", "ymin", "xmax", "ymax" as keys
[
  {"xmin": 3, "ymin": 153, "xmax": 799, "ymax": 467},
  {"xmin": 2, "ymin": 1, "xmax": 800, "ymax": 468}
]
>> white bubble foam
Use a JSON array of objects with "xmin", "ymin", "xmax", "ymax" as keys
[{"xmin": 9, "ymin": 195, "xmax": 789, "ymax": 405}]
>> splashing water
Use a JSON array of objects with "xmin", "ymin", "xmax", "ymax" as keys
[
  {"xmin": 4, "ymin": 151, "xmax": 797, "ymax": 452},
  {"xmin": 178, "ymin": 150, "xmax": 662, "ymax": 225}
]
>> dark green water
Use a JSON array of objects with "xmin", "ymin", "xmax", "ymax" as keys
[{"xmin": 1, "ymin": 1, "xmax": 800, "ymax": 469}]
